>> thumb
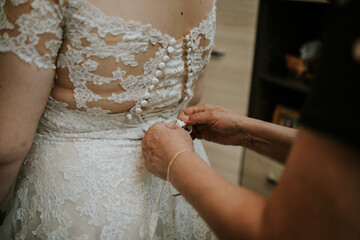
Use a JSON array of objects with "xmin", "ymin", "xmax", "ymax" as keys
[{"xmin": 163, "ymin": 123, "xmax": 178, "ymax": 130}]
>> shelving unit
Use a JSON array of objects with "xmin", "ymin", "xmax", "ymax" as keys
[
  {"xmin": 247, "ymin": 0, "xmax": 331, "ymax": 124},
  {"xmin": 240, "ymin": 0, "xmax": 331, "ymax": 196}
]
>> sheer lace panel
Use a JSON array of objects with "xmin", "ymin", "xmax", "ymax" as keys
[
  {"xmin": 0, "ymin": 0, "xmax": 64, "ymax": 69},
  {"xmin": 51, "ymin": 0, "xmax": 216, "ymax": 114},
  {"xmin": 0, "ymin": 0, "xmax": 216, "ymax": 114}
]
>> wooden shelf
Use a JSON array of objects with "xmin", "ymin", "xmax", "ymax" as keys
[
  {"xmin": 284, "ymin": 0, "xmax": 329, "ymax": 3},
  {"xmin": 260, "ymin": 73, "xmax": 311, "ymax": 94}
]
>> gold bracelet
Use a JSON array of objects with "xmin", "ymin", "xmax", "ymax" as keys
[{"xmin": 167, "ymin": 148, "xmax": 193, "ymax": 197}]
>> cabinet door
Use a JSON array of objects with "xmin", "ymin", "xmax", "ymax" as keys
[{"xmin": 241, "ymin": 149, "xmax": 284, "ymax": 197}]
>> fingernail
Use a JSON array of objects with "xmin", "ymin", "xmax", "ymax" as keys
[{"xmin": 183, "ymin": 115, "xmax": 189, "ymax": 122}]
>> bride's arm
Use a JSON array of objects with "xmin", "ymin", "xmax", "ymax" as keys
[
  {"xmin": 0, "ymin": 53, "xmax": 55, "ymax": 204},
  {"xmin": 0, "ymin": 0, "xmax": 64, "ymax": 204}
]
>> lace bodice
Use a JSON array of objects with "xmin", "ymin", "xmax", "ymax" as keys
[{"xmin": 0, "ymin": 0, "xmax": 216, "ymax": 116}]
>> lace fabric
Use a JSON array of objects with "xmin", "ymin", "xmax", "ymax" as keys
[
  {"xmin": 0, "ymin": 0, "xmax": 217, "ymax": 239},
  {"xmin": 0, "ymin": 0, "xmax": 64, "ymax": 68},
  {"xmin": 57, "ymin": 0, "xmax": 216, "ymax": 114},
  {"xmin": 1, "ymin": 98, "xmax": 217, "ymax": 239}
]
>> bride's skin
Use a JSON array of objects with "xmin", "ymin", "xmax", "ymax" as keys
[{"xmin": 0, "ymin": 0, "xmax": 213, "ymax": 204}]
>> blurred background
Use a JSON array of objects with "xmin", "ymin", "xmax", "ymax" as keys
[
  {"xmin": 200, "ymin": 0, "xmax": 259, "ymax": 184},
  {"xmin": 202, "ymin": 0, "xmax": 329, "ymax": 196}
]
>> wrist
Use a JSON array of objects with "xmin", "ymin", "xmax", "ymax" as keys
[
  {"xmin": 169, "ymin": 150, "xmax": 199, "ymax": 184},
  {"xmin": 235, "ymin": 115, "xmax": 253, "ymax": 147}
]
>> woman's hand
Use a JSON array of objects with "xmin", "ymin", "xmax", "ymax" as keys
[
  {"xmin": 142, "ymin": 122, "xmax": 194, "ymax": 180},
  {"xmin": 178, "ymin": 104, "xmax": 244, "ymax": 146}
]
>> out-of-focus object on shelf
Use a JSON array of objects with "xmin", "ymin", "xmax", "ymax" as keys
[
  {"xmin": 284, "ymin": 39, "xmax": 323, "ymax": 84},
  {"xmin": 272, "ymin": 105, "xmax": 300, "ymax": 129},
  {"xmin": 285, "ymin": 54, "xmax": 308, "ymax": 78},
  {"xmin": 284, "ymin": 40, "xmax": 322, "ymax": 83}
]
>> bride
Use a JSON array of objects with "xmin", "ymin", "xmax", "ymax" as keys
[{"xmin": 0, "ymin": 0, "xmax": 216, "ymax": 239}]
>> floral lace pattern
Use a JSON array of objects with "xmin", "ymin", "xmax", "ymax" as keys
[
  {"xmin": 57, "ymin": 0, "xmax": 216, "ymax": 114},
  {"xmin": 0, "ymin": 0, "xmax": 217, "ymax": 239},
  {"xmin": 0, "ymin": 0, "xmax": 64, "ymax": 68}
]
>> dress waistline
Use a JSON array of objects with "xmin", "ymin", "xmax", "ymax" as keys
[{"xmin": 37, "ymin": 98, "xmax": 187, "ymax": 140}]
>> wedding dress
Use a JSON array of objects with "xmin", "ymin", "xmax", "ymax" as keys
[{"xmin": 0, "ymin": 0, "xmax": 216, "ymax": 239}]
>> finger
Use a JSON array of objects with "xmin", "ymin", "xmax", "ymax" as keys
[
  {"xmin": 181, "ymin": 104, "xmax": 217, "ymax": 118},
  {"xmin": 191, "ymin": 131, "xmax": 204, "ymax": 140},
  {"xmin": 151, "ymin": 121, "xmax": 165, "ymax": 128},
  {"xmin": 190, "ymin": 125, "xmax": 201, "ymax": 137},
  {"xmin": 192, "ymin": 124, "xmax": 216, "ymax": 140},
  {"xmin": 187, "ymin": 111, "xmax": 214, "ymax": 125},
  {"xmin": 192, "ymin": 124, "xmax": 210, "ymax": 134},
  {"xmin": 146, "ymin": 122, "xmax": 165, "ymax": 135},
  {"xmin": 163, "ymin": 123, "xmax": 178, "ymax": 130},
  {"xmin": 177, "ymin": 111, "xmax": 189, "ymax": 122},
  {"xmin": 150, "ymin": 121, "xmax": 173, "ymax": 130}
]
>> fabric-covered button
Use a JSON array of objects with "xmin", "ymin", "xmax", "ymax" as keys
[
  {"xmin": 135, "ymin": 108, "xmax": 142, "ymax": 114},
  {"xmin": 149, "ymin": 85, "xmax": 155, "ymax": 90},
  {"xmin": 141, "ymin": 100, "xmax": 148, "ymax": 107},
  {"xmin": 126, "ymin": 113, "xmax": 133, "ymax": 120},
  {"xmin": 152, "ymin": 77, "xmax": 159, "ymax": 84},
  {"xmin": 185, "ymin": 34, "xmax": 190, "ymax": 41},
  {"xmin": 186, "ymin": 54, "xmax": 191, "ymax": 60},
  {"xmin": 159, "ymin": 62, "xmax": 166, "ymax": 69},
  {"xmin": 144, "ymin": 92, "xmax": 151, "ymax": 98},
  {"xmin": 168, "ymin": 46, "xmax": 174, "ymax": 54},
  {"xmin": 155, "ymin": 70, "xmax": 162, "ymax": 77},
  {"xmin": 187, "ymin": 48, "xmax": 192, "ymax": 54},
  {"xmin": 163, "ymin": 55, "xmax": 170, "ymax": 62},
  {"xmin": 170, "ymin": 38, "xmax": 176, "ymax": 46},
  {"xmin": 187, "ymin": 66, "xmax": 192, "ymax": 72}
]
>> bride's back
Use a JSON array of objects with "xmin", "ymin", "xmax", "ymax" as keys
[
  {"xmin": 50, "ymin": 0, "xmax": 215, "ymax": 114},
  {"xmin": 86, "ymin": 0, "xmax": 213, "ymax": 39},
  {"xmin": 0, "ymin": 1, "xmax": 217, "ymax": 238}
]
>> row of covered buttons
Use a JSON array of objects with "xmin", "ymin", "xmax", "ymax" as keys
[
  {"xmin": 184, "ymin": 34, "xmax": 193, "ymax": 101},
  {"xmin": 126, "ymin": 38, "xmax": 178, "ymax": 120}
]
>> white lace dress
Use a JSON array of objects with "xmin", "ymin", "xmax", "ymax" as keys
[{"xmin": 0, "ymin": 0, "xmax": 217, "ymax": 239}]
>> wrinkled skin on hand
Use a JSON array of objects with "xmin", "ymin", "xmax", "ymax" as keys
[
  {"xmin": 178, "ymin": 104, "xmax": 243, "ymax": 146},
  {"xmin": 142, "ymin": 122, "xmax": 194, "ymax": 180}
]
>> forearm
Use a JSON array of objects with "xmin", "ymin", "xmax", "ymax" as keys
[
  {"xmin": 0, "ymin": 53, "xmax": 54, "ymax": 204},
  {"xmin": 170, "ymin": 151, "xmax": 267, "ymax": 240},
  {"xmin": 238, "ymin": 116, "xmax": 297, "ymax": 162},
  {"xmin": 0, "ymin": 159, "xmax": 22, "ymax": 204},
  {"xmin": 0, "ymin": 133, "xmax": 34, "ymax": 204},
  {"xmin": 180, "ymin": 104, "xmax": 297, "ymax": 161}
]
